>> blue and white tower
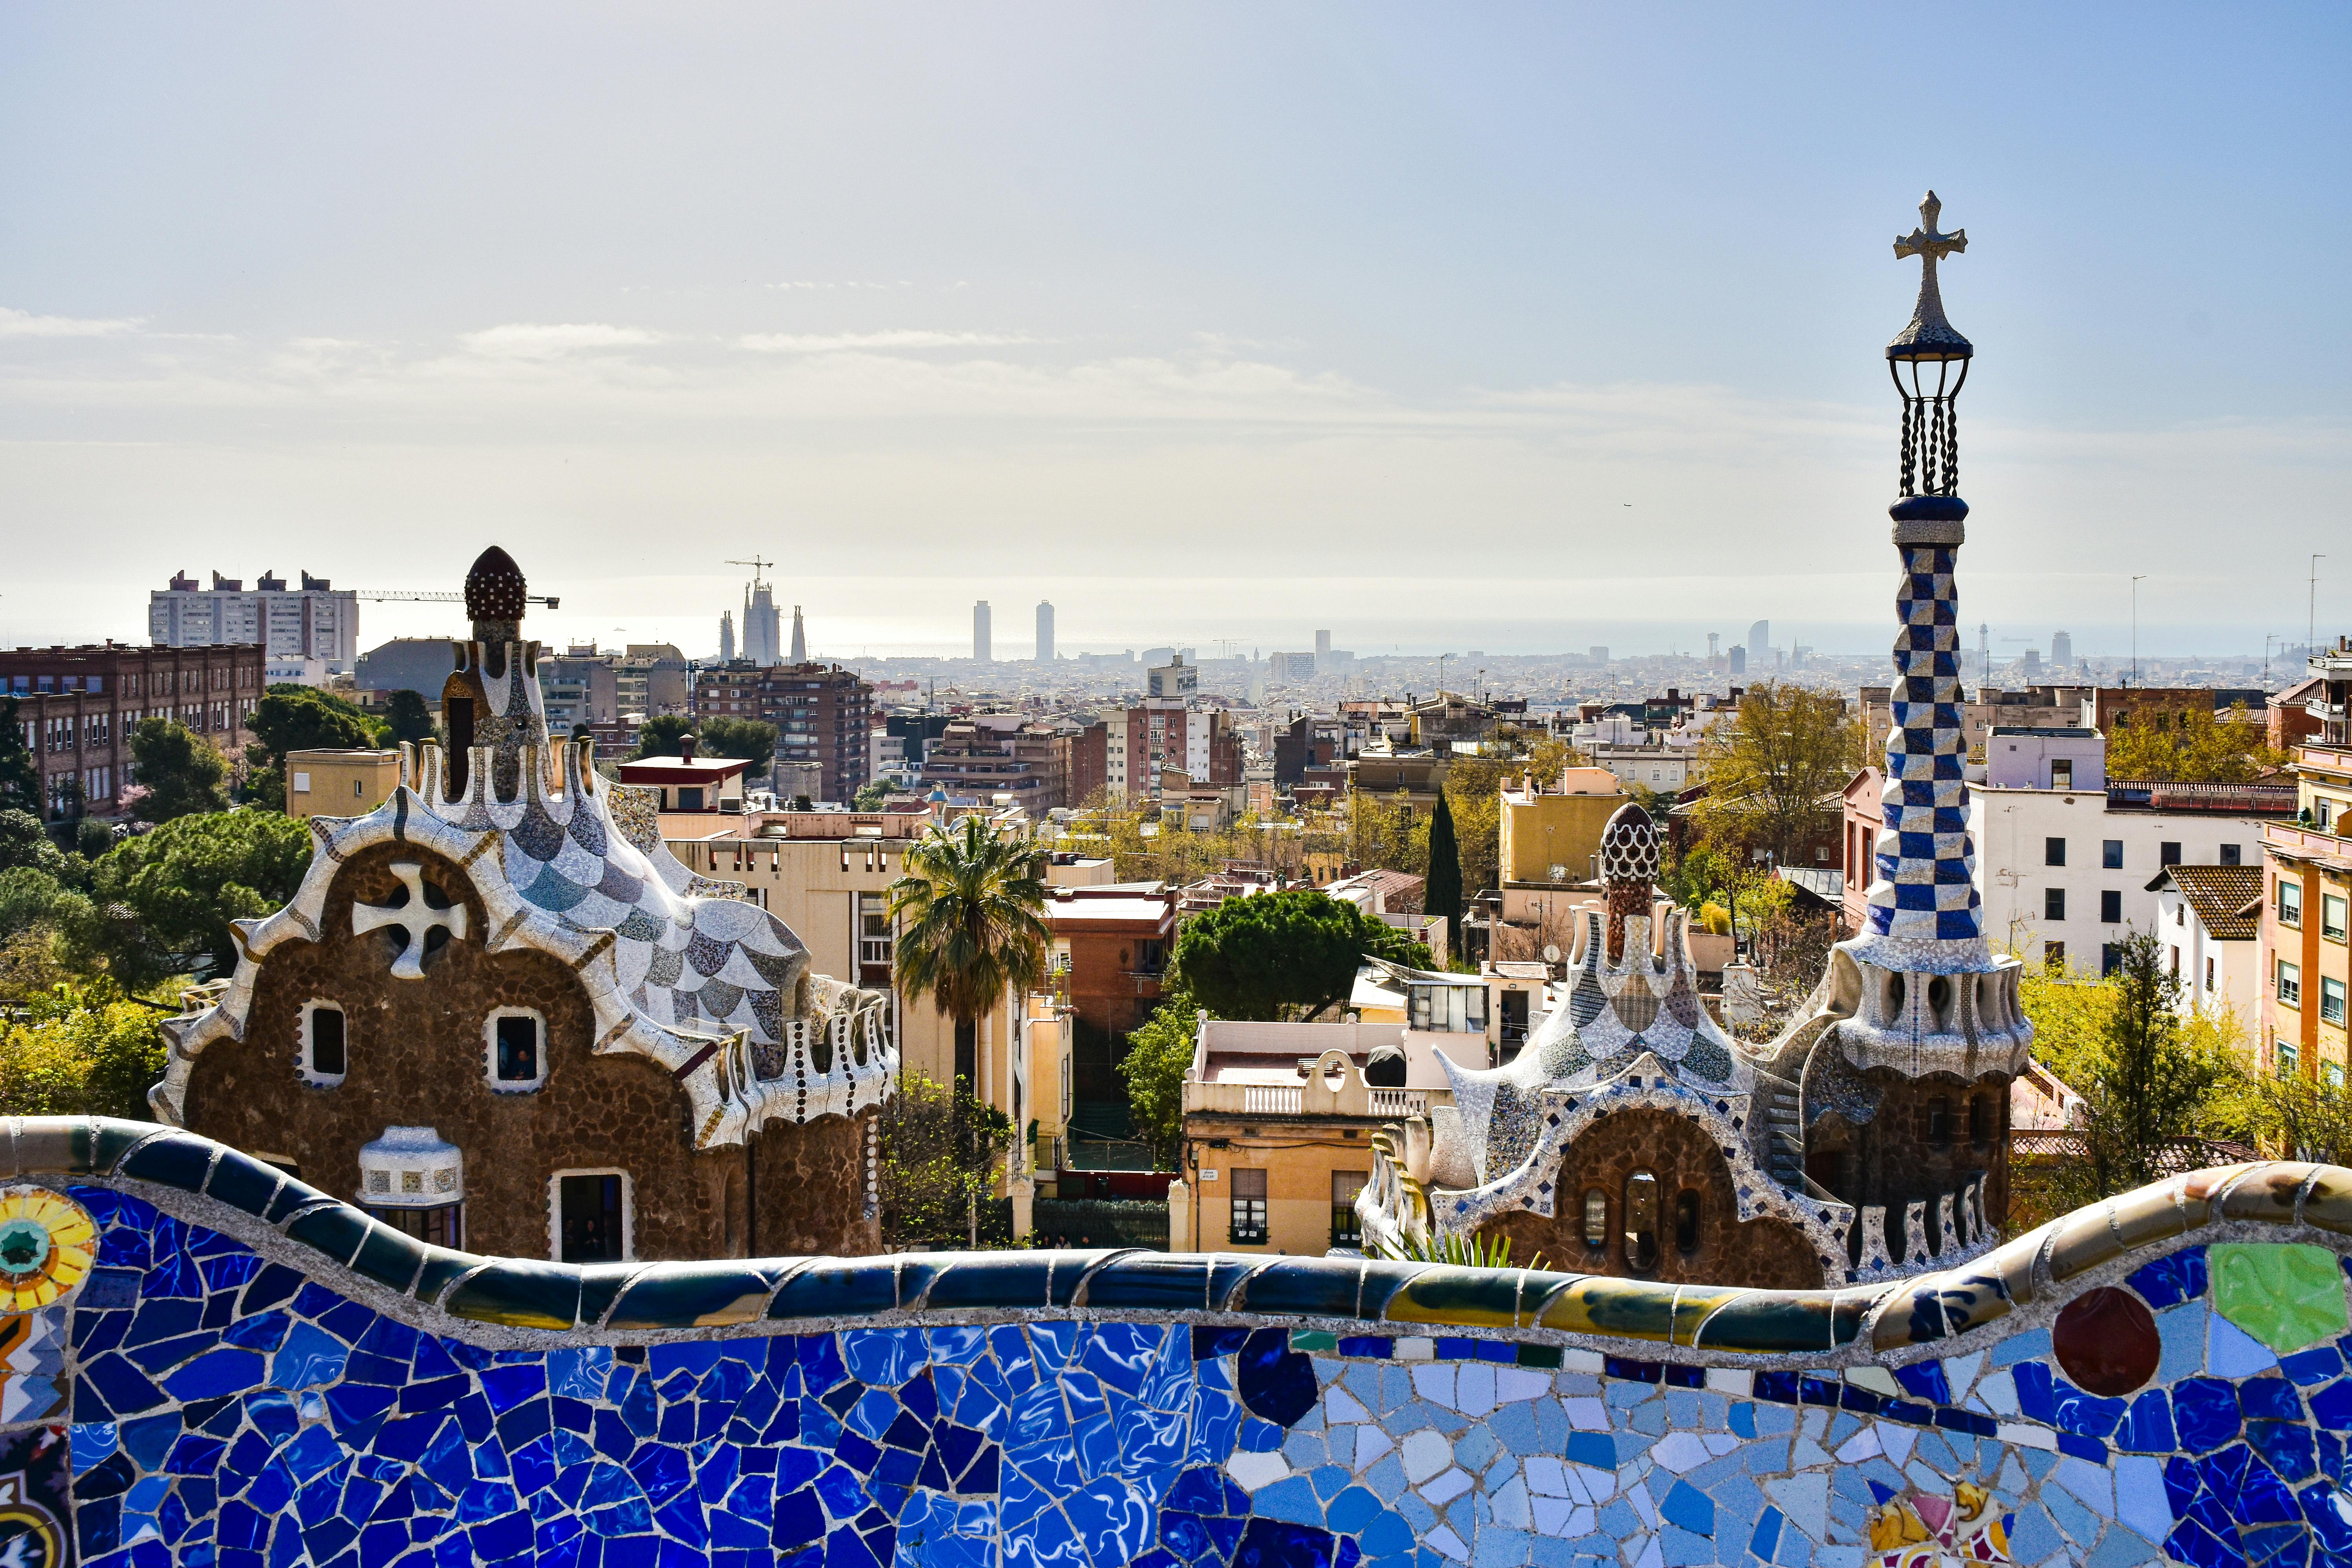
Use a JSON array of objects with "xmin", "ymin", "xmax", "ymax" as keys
[{"xmin": 1838, "ymin": 193, "xmax": 2031, "ymax": 1067}]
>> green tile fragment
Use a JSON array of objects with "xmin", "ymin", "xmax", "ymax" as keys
[
  {"xmin": 2209, "ymin": 1241, "xmax": 2348, "ymax": 1354},
  {"xmin": 1515, "ymin": 1343, "xmax": 1564, "ymax": 1369},
  {"xmin": 1290, "ymin": 1330, "xmax": 1338, "ymax": 1353}
]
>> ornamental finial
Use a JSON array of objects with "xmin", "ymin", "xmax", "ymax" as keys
[{"xmin": 1888, "ymin": 191, "xmax": 1973, "ymax": 362}]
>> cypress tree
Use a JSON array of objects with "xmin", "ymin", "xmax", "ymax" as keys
[{"xmin": 1425, "ymin": 791, "xmax": 1463, "ymax": 939}]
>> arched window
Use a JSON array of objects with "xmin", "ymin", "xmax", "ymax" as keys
[
  {"xmin": 300, "ymin": 1002, "xmax": 347, "ymax": 1087},
  {"xmin": 1581, "ymin": 1189, "xmax": 1608, "ymax": 1249},
  {"xmin": 1673, "ymin": 1190, "xmax": 1700, "ymax": 1255},
  {"xmin": 1624, "ymin": 1170, "xmax": 1659, "ymax": 1271}
]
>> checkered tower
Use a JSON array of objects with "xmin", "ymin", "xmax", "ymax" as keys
[{"xmin": 1853, "ymin": 192, "xmax": 1995, "ymax": 977}]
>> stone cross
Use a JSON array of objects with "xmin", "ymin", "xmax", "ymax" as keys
[
  {"xmin": 1893, "ymin": 190, "xmax": 1967, "ymax": 266},
  {"xmin": 352, "ymin": 861, "xmax": 470, "ymax": 980},
  {"xmin": 1893, "ymin": 191, "xmax": 1969, "ymax": 346}
]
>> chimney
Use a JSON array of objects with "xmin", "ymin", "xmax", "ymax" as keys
[{"xmin": 680, "ymin": 735, "xmax": 698, "ymax": 763}]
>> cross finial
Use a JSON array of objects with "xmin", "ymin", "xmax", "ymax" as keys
[
  {"xmin": 353, "ymin": 861, "xmax": 470, "ymax": 980},
  {"xmin": 1894, "ymin": 190, "xmax": 1967, "ymax": 266}
]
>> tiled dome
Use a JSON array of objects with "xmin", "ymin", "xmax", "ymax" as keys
[
  {"xmin": 1597, "ymin": 800, "xmax": 1659, "ymax": 884},
  {"xmin": 464, "ymin": 545, "xmax": 527, "ymax": 625}
]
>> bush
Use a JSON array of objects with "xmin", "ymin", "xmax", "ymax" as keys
[{"xmin": 0, "ymin": 999, "xmax": 166, "ymax": 1120}]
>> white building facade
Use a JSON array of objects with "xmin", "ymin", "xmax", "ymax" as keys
[{"xmin": 150, "ymin": 571, "xmax": 359, "ymax": 671}]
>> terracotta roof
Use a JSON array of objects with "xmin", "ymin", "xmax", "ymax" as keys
[{"xmin": 2159, "ymin": 864, "xmax": 2265, "ymax": 941}]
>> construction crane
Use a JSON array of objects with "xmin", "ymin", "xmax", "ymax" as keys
[
  {"xmin": 726, "ymin": 557, "xmax": 774, "ymax": 588},
  {"xmin": 357, "ymin": 588, "xmax": 561, "ymax": 609}
]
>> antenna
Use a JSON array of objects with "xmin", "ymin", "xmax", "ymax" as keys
[
  {"xmin": 726, "ymin": 557, "xmax": 775, "ymax": 588},
  {"xmin": 2313, "ymin": 555, "xmax": 2328, "ymax": 660}
]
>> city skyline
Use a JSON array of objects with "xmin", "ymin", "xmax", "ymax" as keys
[{"xmin": 2, "ymin": 6, "xmax": 2348, "ymax": 657}]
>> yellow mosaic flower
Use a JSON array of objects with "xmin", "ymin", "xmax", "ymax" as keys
[{"xmin": 0, "ymin": 1189, "xmax": 96, "ymax": 1312}]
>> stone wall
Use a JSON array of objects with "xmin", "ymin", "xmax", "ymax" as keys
[{"xmin": 5, "ymin": 1117, "xmax": 2352, "ymax": 1568}]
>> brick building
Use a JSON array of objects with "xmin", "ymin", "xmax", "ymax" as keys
[
  {"xmin": 693, "ymin": 661, "xmax": 874, "ymax": 802},
  {"xmin": 1, "ymin": 642, "xmax": 265, "ymax": 820},
  {"xmin": 1043, "ymin": 881, "xmax": 1174, "ymax": 1040},
  {"xmin": 918, "ymin": 716, "xmax": 1069, "ymax": 813},
  {"xmin": 1106, "ymin": 701, "xmax": 1241, "ymax": 800}
]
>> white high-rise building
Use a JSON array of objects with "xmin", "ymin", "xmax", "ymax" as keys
[
  {"xmin": 149, "ymin": 570, "xmax": 359, "ymax": 673},
  {"xmin": 973, "ymin": 601, "xmax": 992, "ymax": 662},
  {"xmin": 719, "ymin": 611, "xmax": 735, "ymax": 664},
  {"xmin": 1315, "ymin": 629, "xmax": 1331, "ymax": 657},
  {"xmin": 1747, "ymin": 620, "xmax": 1770, "ymax": 660},
  {"xmin": 1036, "ymin": 601, "xmax": 1055, "ymax": 663},
  {"xmin": 2051, "ymin": 630, "xmax": 2074, "ymax": 668}
]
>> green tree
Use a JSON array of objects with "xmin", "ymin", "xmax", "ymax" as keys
[
  {"xmin": 0, "ymin": 698, "xmax": 38, "ymax": 817},
  {"xmin": 2107, "ymin": 701, "xmax": 2285, "ymax": 784},
  {"xmin": 697, "ymin": 717, "xmax": 778, "ymax": 772},
  {"xmin": 852, "ymin": 780, "xmax": 891, "ymax": 812},
  {"xmin": 889, "ymin": 817, "xmax": 1052, "ymax": 1053},
  {"xmin": 127, "ymin": 718, "xmax": 231, "ymax": 822},
  {"xmin": 0, "ymin": 809, "xmax": 62, "ymax": 876},
  {"xmin": 244, "ymin": 686, "xmax": 381, "ymax": 810},
  {"xmin": 0, "ymin": 867, "xmax": 62, "ymax": 942},
  {"xmin": 1689, "ymin": 682, "xmax": 1862, "ymax": 867},
  {"xmin": 1117, "ymin": 984, "xmax": 1202, "ymax": 1169},
  {"xmin": 1176, "ymin": 888, "xmax": 1431, "ymax": 1022},
  {"xmin": 1425, "ymin": 793, "xmax": 1463, "ymax": 934},
  {"xmin": 2046, "ymin": 929, "xmax": 2246, "ymax": 1210},
  {"xmin": 632, "ymin": 714, "xmax": 697, "ymax": 759},
  {"xmin": 875, "ymin": 1068, "xmax": 1016, "ymax": 1249},
  {"xmin": 1346, "ymin": 790, "xmax": 1427, "ymax": 877},
  {"xmin": 54, "ymin": 809, "xmax": 312, "ymax": 989},
  {"xmin": 0, "ymin": 995, "xmax": 166, "ymax": 1120},
  {"xmin": 384, "ymin": 689, "xmax": 438, "ymax": 747}
]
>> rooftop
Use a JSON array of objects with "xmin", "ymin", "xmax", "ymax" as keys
[{"xmin": 2149, "ymin": 864, "xmax": 2265, "ymax": 941}]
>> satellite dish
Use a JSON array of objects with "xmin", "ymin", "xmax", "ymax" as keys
[{"xmin": 1543, "ymin": 944, "xmax": 1562, "ymax": 964}]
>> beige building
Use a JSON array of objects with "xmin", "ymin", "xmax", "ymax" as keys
[
  {"xmin": 666, "ymin": 806, "xmax": 1070, "ymax": 1230},
  {"xmin": 285, "ymin": 749, "xmax": 403, "ymax": 819},
  {"xmin": 1168, "ymin": 1018, "xmax": 1470, "ymax": 1256}
]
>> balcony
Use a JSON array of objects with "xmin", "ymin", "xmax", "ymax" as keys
[{"xmin": 1183, "ymin": 1073, "xmax": 1448, "ymax": 1121}]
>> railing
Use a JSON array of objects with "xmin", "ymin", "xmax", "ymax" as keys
[
  {"xmin": 1185, "ymin": 1076, "xmax": 1449, "ymax": 1120},
  {"xmin": 1369, "ymin": 1089, "xmax": 1429, "ymax": 1117},
  {"xmin": 2106, "ymin": 779, "xmax": 2297, "ymax": 815},
  {"xmin": 1243, "ymin": 1084, "xmax": 1302, "ymax": 1114}
]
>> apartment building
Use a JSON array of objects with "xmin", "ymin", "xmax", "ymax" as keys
[
  {"xmin": 1106, "ymin": 700, "xmax": 1240, "ymax": 800},
  {"xmin": 1494, "ymin": 765, "xmax": 1632, "ymax": 922},
  {"xmin": 150, "ymin": 570, "xmax": 359, "ymax": 671},
  {"xmin": 1167, "ymin": 1018, "xmax": 1466, "ymax": 1255},
  {"xmin": 1, "ymin": 643, "xmax": 265, "ymax": 820},
  {"xmin": 1042, "ymin": 881, "xmax": 1175, "ymax": 1039},
  {"xmin": 2260, "ymin": 642, "xmax": 2352, "ymax": 1082},
  {"xmin": 693, "ymin": 661, "xmax": 875, "ymax": 803},
  {"xmin": 1969, "ymin": 727, "xmax": 2290, "ymax": 973},
  {"xmin": 613, "ymin": 644, "xmax": 690, "ymax": 719},
  {"xmin": 918, "ymin": 716, "xmax": 1069, "ymax": 813},
  {"xmin": 284, "ymin": 749, "xmax": 402, "ymax": 819},
  {"xmin": 2150, "ymin": 865, "xmax": 2264, "ymax": 1056}
]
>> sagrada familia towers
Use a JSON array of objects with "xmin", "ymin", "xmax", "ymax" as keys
[{"xmin": 1357, "ymin": 195, "xmax": 2035, "ymax": 1289}]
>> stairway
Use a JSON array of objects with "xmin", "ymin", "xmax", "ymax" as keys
[{"xmin": 1760, "ymin": 1078, "xmax": 1806, "ymax": 1189}]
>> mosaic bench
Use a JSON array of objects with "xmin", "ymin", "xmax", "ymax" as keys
[{"xmin": 0, "ymin": 1117, "xmax": 2348, "ymax": 1568}]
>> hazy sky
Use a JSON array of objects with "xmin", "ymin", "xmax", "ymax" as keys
[{"xmin": 2, "ymin": 5, "xmax": 2347, "ymax": 659}]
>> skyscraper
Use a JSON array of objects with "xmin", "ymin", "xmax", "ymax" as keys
[
  {"xmin": 1747, "ymin": 620, "xmax": 1769, "ymax": 660},
  {"xmin": 2051, "ymin": 630, "xmax": 2073, "ymax": 668},
  {"xmin": 1315, "ymin": 630, "xmax": 1331, "ymax": 657},
  {"xmin": 1707, "ymin": 632, "xmax": 1720, "ymax": 659},
  {"xmin": 790, "ymin": 606, "xmax": 806, "ymax": 664},
  {"xmin": 973, "ymin": 601, "xmax": 992, "ymax": 662},
  {"xmin": 1036, "ymin": 601, "xmax": 1055, "ymax": 663},
  {"xmin": 719, "ymin": 610, "xmax": 735, "ymax": 664}
]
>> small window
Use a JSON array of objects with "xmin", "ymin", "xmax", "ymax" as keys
[
  {"xmin": 485, "ymin": 1008, "xmax": 546, "ymax": 1091},
  {"xmin": 1229, "ymin": 1167, "xmax": 1268, "ymax": 1246},
  {"xmin": 2043, "ymin": 940, "xmax": 2065, "ymax": 969},
  {"xmin": 1927, "ymin": 1096, "xmax": 1953, "ymax": 1146},
  {"xmin": 2101, "ymin": 890, "xmax": 2123, "ymax": 924},
  {"xmin": 1582, "ymin": 1188, "xmax": 1608, "ymax": 1249},
  {"xmin": 2050, "ymin": 758, "xmax": 2073, "ymax": 790},
  {"xmin": 2044, "ymin": 888, "xmax": 2066, "ymax": 921},
  {"xmin": 300, "ymin": 1002, "xmax": 347, "ymax": 1086},
  {"xmin": 2283, "ymin": 880, "xmax": 2305, "ymax": 927},
  {"xmin": 2206, "ymin": 956, "xmax": 2216, "ymax": 992},
  {"xmin": 554, "ymin": 1171, "xmax": 630, "ymax": 1263},
  {"xmin": 2325, "ymin": 895, "xmax": 2347, "ymax": 943},
  {"xmin": 1624, "ymin": 1170, "xmax": 1659, "ymax": 1272},
  {"xmin": 2220, "ymin": 844, "xmax": 2242, "ymax": 867},
  {"xmin": 2103, "ymin": 840, "xmax": 2123, "ymax": 870},
  {"xmin": 2332, "ymin": 1061, "xmax": 2348, "ymax": 1091},
  {"xmin": 292, "ymin": 771, "xmax": 312, "ymax": 794},
  {"xmin": 353, "ymin": 778, "xmax": 365, "ymax": 797},
  {"xmin": 2280, "ymin": 1040, "xmax": 2302, "ymax": 1079},
  {"xmin": 2325, "ymin": 978, "xmax": 2347, "ymax": 1027},
  {"xmin": 2280, "ymin": 961, "xmax": 2303, "ymax": 1008},
  {"xmin": 677, "ymin": 786, "xmax": 704, "ymax": 810},
  {"xmin": 2044, "ymin": 837, "xmax": 2066, "ymax": 867},
  {"xmin": 2102, "ymin": 943, "xmax": 2122, "ymax": 978},
  {"xmin": 2161, "ymin": 842, "xmax": 2182, "ymax": 867},
  {"xmin": 1672, "ymin": 1191, "xmax": 1699, "ymax": 1255},
  {"xmin": 367, "ymin": 1203, "xmax": 464, "ymax": 1250}
]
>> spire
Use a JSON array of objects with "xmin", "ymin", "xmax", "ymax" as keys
[
  {"xmin": 463, "ymin": 546, "xmax": 527, "ymax": 643},
  {"xmin": 1596, "ymin": 800, "xmax": 1659, "ymax": 964},
  {"xmin": 790, "ymin": 605, "xmax": 806, "ymax": 664},
  {"xmin": 1853, "ymin": 193, "xmax": 1991, "ymax": 976}
]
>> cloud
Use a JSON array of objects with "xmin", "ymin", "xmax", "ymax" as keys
[
  {"xmin": 459, "ymin": 322, "xmax": 667, "ymax": 358},
  {"xmin": 0, "ymin": 305, "xmax": 143, "ymax": 339},
  {"xmin": 735, "ymin": 328, "xmax": 1036, "ymax": 353}
]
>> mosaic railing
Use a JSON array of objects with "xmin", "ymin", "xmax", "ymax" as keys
[{"xmin": 5, "ymin": 1118, "xmax": 2352, "ymax": 1568}]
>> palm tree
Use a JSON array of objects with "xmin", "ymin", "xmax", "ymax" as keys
[
  {"xmin": 887, "ymin": 815, "xmax": 1051, "ymax": 1246},
  {"xmin": 889, "ymin": 814, "xmax": 1052, "ymax": 1060}
]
